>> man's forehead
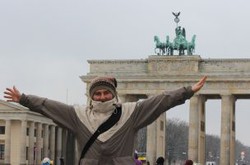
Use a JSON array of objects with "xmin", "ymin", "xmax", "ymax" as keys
[{"xmin": 94, "ymin": 89, "xmax": 111, "ymax": 93}]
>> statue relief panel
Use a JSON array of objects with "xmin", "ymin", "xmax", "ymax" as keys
[{"xmin": 148, "ymin": 56, "xmax": 200, "ymax": 74}]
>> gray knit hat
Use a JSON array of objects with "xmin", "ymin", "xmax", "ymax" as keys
[{"xmin": 89, "ymin": 76, "xmax": 117, "ymax": 99}]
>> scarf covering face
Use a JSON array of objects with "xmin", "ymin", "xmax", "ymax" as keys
[
  {"xmin": 91, "ymin": 98, "xmax": 117, "ymax": 114},
  {"xmin": 85, "ymin": 98, "xmax": 117, "ymax": 130}
]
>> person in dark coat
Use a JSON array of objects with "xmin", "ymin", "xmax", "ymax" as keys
[
  {"xmin": 156, "ymin": 156, "xmax": 164, "ymax": 165},
  {"xmin": 184, "ymin": 159, "xmax": 193, "ymax": 165}
]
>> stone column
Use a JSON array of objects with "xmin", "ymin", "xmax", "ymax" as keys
[
  {"xmin": 28, "ymin": 122, "xmax": 35, "ymax": 164},
  {"xmin": 66, "ymin": 131, "xmax": 75, "ymax": 165},
  {"xmin": 146, "ymin": 94, "xmax": 166, "ymax": 165},
  {"xmin": 146, "ymin": 94, "xmax": 157, "ymax": 165},
  {"xmin": 230, "ymin": 99, "xmax": 236, "ymax": 164},
  {"xmin": 220, "ymin": 94, "xmax": 235, "ymax": 165},
  {"xmin": 156, "ymin": 112, "xmax": 166, "ymax": 157},
  {"xmin": 56, "ymin": 127, "xmax": 63, "ymax": 165},
  {"xmin": 4, "ymin": 120, "xmax": 11, "ymax": 165},
  {"xmin": 20, "ymin": 120, "xmax": 27, "ymax": 165},
  {"xmin": 50, "ymin": 125, "xmax": 56, "ymax": 161},
  {"xmin": 198, "ymin": 95, "xmax": 206, "ymax": 165},
  {"xmin": 146, "ymin": 119, "xmax": 157, "ymax": 165},
  {"xmin": 188, "ymin": 95, "xmax": 199, "ymax": 162},
  {"xmin": 188, "ymin": 95, "xmax": 206, "ymax": 164},
  {"xmin": 62, "ymin": 129, "xmax": 67, "ymax": 159},
  {"xmin": 43, "ymin": 124, "xmax": 49, "ymax": 157},
  {"xmin": 36, "ymin": 123, "xmax": 43, "ymax": 164}
]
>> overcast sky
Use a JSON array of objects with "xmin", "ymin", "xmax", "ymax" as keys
[{"xmin": 1, "ymin": 0, "xmax": 250, "ymax": 146}]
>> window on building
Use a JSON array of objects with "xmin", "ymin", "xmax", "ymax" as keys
[
  {"xmin": 0, "ymin": 126, "xmax": 5, "ymax": 134},
  {"xmin": 160, "ymin": 121, "xmax": 164, "ymax": 131},
  {"xmin": 34, "ymin": 146, "xmax": 36, "ymax": 160},
  {"xmin": 26, "ymin": 128, "xmax": 29, "ymax": 136},
  {"xmin": 41, "ymin": 148, "xmax": 44, "ymax": 160},
  {"xmin": 0, "ymin": 144, "xmax": 5, "ymax": 160},
  {"xmin": 34, "ymin": 142, "xmax": 37, "ymax": 161},
  {"xmin": 26, "ymin": 147, "xmax": 28, "ymax": 160},
  {"xmin": 34, "ymin": 129, "xmax": 37, "ymax": 137}
]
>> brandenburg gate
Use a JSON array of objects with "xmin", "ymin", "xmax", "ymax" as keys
[{"xmin": 81, "ymin": 55, "xmax": 250, "ymax": 165}]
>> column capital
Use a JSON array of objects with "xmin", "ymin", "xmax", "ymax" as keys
[
  {"xmin": 193, "ymin": 94, "xmax": 207, "ymax": 102},
  {"xmin": 220, "ymin": 94, "xmax": 236, "ymax": 102},
  {"xmin": 220, "ymin": 93, "xmax": 233, "ymax": 97}
]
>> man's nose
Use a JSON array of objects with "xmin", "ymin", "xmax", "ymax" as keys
[{"xmin": 100, "ymin": 93, "xmax": 106, "ymax": 99}]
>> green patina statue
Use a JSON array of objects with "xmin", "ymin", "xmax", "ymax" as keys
[
  {"xmin": 154, "ymin": 12, "xmax": 196, "ymax": 56},
  {"xmin": 154, "ymin": 35, "xmax": 167, "ymax": 55}
]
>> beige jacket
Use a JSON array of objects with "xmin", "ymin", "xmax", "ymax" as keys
[{"xmin": 19, "ymin": 86, "xmax": 194, "ymax": 165}]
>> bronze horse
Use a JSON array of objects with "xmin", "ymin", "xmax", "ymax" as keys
[{"xmin": 154, "ymin": 35, "xmax": 167, "ymax": 55}]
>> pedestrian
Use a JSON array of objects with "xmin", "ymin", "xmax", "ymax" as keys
[
  {"xmin": 4, "ymin": 76, "xmax": 207, "ymax": 165},
  {"xmin": 41, "ymin": 157, "xmax": 52, "ymax": 165},
  {"xmin": 59, "ymin": 157, "xmax": 64, "ymax": 165},
  {"xmin": 156, "ymin": 156, "xmax": 165, "ymax": 165},
  {"xmin": 184, "ymin": 159, "xmax": 193, "ymax": 165},
  {"xmin": 134, "ymin": 151, "xmax": 143, "ymax": 165}
]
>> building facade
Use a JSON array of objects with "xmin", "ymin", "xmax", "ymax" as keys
[{"xmin": 0, "ymin": 100, "xmax": 75, "ymax": 165}]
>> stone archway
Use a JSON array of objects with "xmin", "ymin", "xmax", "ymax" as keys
[{"xmin": 81, "ymin": 55, "xmax": 250, "ymax": 165}]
